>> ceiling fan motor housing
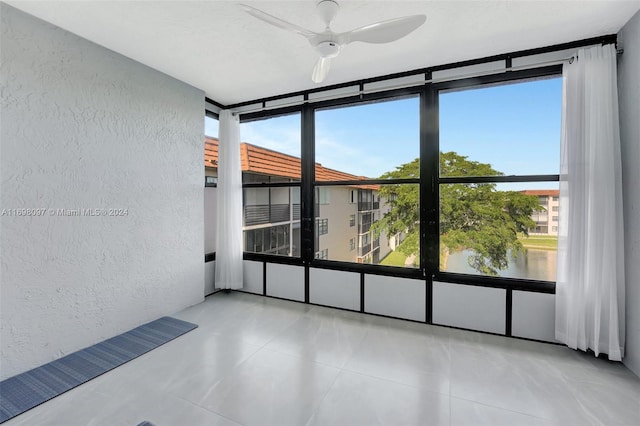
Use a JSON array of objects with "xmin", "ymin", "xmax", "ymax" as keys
[{"xmin": 316, "ymin": 40, "xmax": 340, "ymax": 58}]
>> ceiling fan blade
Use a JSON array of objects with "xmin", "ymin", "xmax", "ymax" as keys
[
  {"xmin": 240, "ymin": 4, "xmax": 316, "ymax": 39},
  {"xmin": 339, "ymin": 15, "xmax": 426, "ymax": 45},
  {"xmin": 312, "ymin": 57, "xmax": 332, "ymax": 83}
]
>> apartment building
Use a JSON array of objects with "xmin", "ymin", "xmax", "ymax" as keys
[
  {"xmin": 205, "ymin": 137, "xmax": 398, "ymax": 264},
  {"xmin": 521, "ymin": 189, "xmax": 560, "ymax": 236}
]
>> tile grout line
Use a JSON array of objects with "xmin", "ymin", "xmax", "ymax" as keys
[
  {"xmin": 449, "ymin": 395, "xmax": 554, "ymax": 422},
  {"xmin": 302, "ymin": 367, "xmax": 344, "ymax": 426},
  {"xmin": 176, "ymin": 394, "xmax": 247, "ymax": 426}
]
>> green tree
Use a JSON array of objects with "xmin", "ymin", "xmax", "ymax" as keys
[{"xmin": 373, "ymin": 152, "xmax": 541, "ymax": 275}]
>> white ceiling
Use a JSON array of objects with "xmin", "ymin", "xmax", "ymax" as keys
[{"xmin": 7, "ymin": 1, "xmax": 640, "ymax": 105}]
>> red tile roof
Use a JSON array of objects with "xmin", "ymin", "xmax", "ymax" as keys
[
  {"xmin": 521, "ymin": 190, "xmax": 560, "ymax": 196},
  {"xmin": 205, "ymin": 137, "xmax": 378, "ymax": 189}
]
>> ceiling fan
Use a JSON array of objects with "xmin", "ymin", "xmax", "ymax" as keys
[{"xmin": 241, "ymin": 1, "xmax": 426, "ymax": 83}]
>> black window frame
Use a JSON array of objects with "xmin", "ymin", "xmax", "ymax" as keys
[
  {"xmin": 239, "ymin": 110, "xmax": 304, "ymax": 265},
  {"xmin": 210, "ymin": 61, "xmax": 579, "ymax": 291},
  {"xmin": 311, "ymin": 92, "xmax": 422, "ymax": 276},
  {"xmin": 432, "ymin": 66, "xmax": 561, "ymax": 291}
]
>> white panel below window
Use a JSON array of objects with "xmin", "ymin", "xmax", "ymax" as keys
[
  {"xmin": 433, "ymin": 282, "xmax": 505, "ymax": 334},
  {"xmin": 205, "ymin": 261, "xmax": 216, "ymax": 296},
  {"xmin": 267, "ymin": 263, "xmax": 305, "ymax": 302},
  {"xmin": 364, "ymin": 275, "xmax": 425, "ymax": 322},
  {"xmin": 243, "ymin": 260, "xmax": 263, "ymax": 295},
  {"xmin": 310, "ymin": 268, "xmax": 360, "ymax": 311},
  {"xmin": 512, "ymin": 291, "xmax": 557, "ymax": 342}
]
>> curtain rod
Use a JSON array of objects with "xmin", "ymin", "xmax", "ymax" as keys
[
  {"xmin": 229, "ymin": 56, "xmax": 573, "ymax": 115},
  {"xmin": 219, "ymin": 46, "xmax": 623, "ymax": 116}
]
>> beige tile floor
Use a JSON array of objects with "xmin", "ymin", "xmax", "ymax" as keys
[{"xmin": 6, "ymin": 291, "xmax": 640, "ymax": 426}]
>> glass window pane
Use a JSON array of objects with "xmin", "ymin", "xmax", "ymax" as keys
[
  {"xmin": 314, "ymin": 184, "xmax": 419, "ymax": 267},
  {"xmin": 439, "ymin": 77, "xmax": 562, "ymax": 177},
  {"xmin": 205, "ymin": 116, "xmax": 219, "ymax": 182},
  {"xmin": 243, "ymin": 186, "xmax": 300, "ymax": 257},
  {"xmin": 440, "ymin": 182, "xmax": 559, "ymax": 281},
  {"xmin": 204, "ymin": 115, "xmax": 219, "ymax": 254},
  {"xmin": 315, "ymin": 97, "xmax": 419, "ymax": 181},
  {"xmin": 205, "ymin": 115, "xmax": 219, "ymax": 138},
  {"xmin": 240, "ymin": 113, "xmax": 301, "ymax": 183}
]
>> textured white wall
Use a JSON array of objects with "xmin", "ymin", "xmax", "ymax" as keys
[
  {"xmin": 0, "ymin": 5, "xmax": 204, "ymax": 379},
  {"xmin": 618, "ymin": 9, "xmax": 640, "ymax": 377}
]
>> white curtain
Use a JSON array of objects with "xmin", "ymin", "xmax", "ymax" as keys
[
  {"xmin": 215, "ymin": 110, "xmax": 244, "ymax": 289},
  {"xmin": 555, "ymin": 44, "xmax": 625, "ymax": 360}
]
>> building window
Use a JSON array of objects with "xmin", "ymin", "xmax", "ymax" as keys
[
  {"xmin": 350, "ymin": 238, "xmax": 356, "ymax": 251},
  {"xmin": 315, "ymin": 249, "xmax": 328, "ymax": 260},
  {"xmin": 552, "ymin": 206, "xmax": 559, "ymax": 212},
  {"xmin": 552, "ymin": 226, "xmax": 558, "ymax": 232},
  {"xmin": 358, "ymin": 190, "xmax": 373, "ymax": 211},
  {"xmin": 317, "ymin": 218, "xmax": 328, "ymax": 235},
  {"xmin": 317, "ymin": 187, "xmax": 331, "ymax": 204},
  {"xmin": 349, "ymin": 214, "xmax": 355, "ymax": 227},
  {"xmin": 552, "ymin": 215, "xmax": 559, "ymax": 221},
  {"xmin": 552, "ymin": 196, "xmax": 559, "ymax": 202},
  {"xmin": 245, "ymin": 224, "xmax": 291, "ymax": 256}
]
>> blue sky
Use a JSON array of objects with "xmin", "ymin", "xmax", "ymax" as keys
[{"xmin": 205, "ymin": 76, "xmax": 562, "ymax": 189}]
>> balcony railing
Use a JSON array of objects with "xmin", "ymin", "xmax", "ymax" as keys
[
  {"xmin": 358, "ymin": 201, "xmax": 372, "ymax": 211},
  {"xmin": 358, "ymin": 222, "xmax": 372, "ymax": 234},
  {"xmin": 358, "ymin": 201, "xmax": 380, "ymax": 211},
  {"xmin": 244, "ymin": 204, "xmax": 290, "ymax": 226},
  {"xmin": 292, "ymin": 204, "xmax": 301, "ymax": 221},
  {"xmin": 532, "ymin": 214, "xmax": 548, "ymax": 221},
  {"xmin": 372, "ymin": 248, "xmax": 380, "ymax": 264},
  {"xmin": 359, "ymin": 243, "xmax": 372, "ymax": 256}
]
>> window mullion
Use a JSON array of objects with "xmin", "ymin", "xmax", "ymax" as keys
[
  {"xmin": 421, "ymin": 83, "xmax": 439, "ymax": 279},
  {"xmin": 301, "ymin": 104, "xmax": 315, "ymax": 266}
]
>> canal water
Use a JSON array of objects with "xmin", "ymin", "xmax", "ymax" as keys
[{"xmin": 445, "ymin": 249, "xmax": 557, "ymax": 282}]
